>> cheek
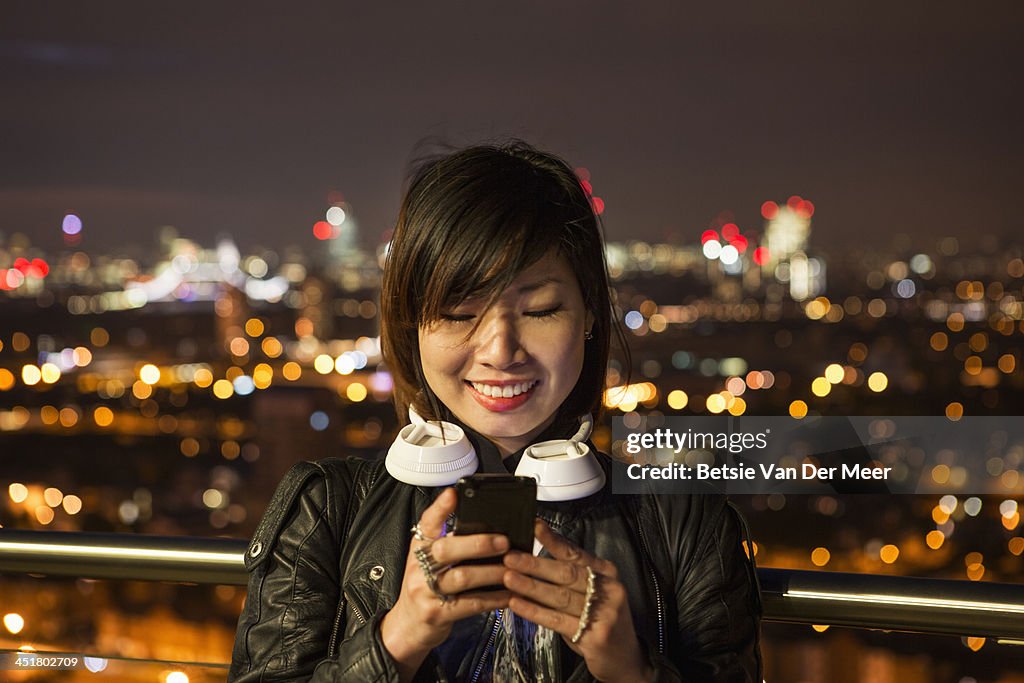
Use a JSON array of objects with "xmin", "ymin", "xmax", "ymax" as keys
[
  {"xmin": 419, "ymin": 336, "xmax": 468, "ymax": 382},
  {"xmin": 541, "ymin": 334, "xmax": 586, "ymax": 389}
]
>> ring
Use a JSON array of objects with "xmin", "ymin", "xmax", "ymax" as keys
[
  {"xmin": 414, "ymin": 546, "xmax": 449, "ymax": 603},
  {"xmin": 571, "ymin": 566, "xmax": 597, "ymax": 643},
  {"xmin": 410, "ymin": 523, "xmax": 436, "ymax": 542}
]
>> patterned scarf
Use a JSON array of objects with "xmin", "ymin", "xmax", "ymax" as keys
[{"xmin": 492, "ymin": 607, "xmax": 560, "ymax": 682}]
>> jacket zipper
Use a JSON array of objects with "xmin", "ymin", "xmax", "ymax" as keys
[
  {"xmin": 470, "ymin": 609, "xmax": 503, "ymax": 683},
  {"xmin": 636, "ymin": 521, "xmax": 665, "ymax": 654},
  {"xmin": 343, "ymin": 589, "xmax": 368, "ymax": 626},
  {"xmin": 327, "ymin": 596, "xmax": 346, "ymax": 658}
]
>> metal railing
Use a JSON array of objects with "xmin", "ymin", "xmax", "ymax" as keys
[{"xmin": 2, "ymin": 529, "xmax": 1024, "ymax": 643}]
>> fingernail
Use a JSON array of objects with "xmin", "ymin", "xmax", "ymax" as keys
[{"xmin": 493, "ymin": 536, "xmax": 509, "ymax": 551}]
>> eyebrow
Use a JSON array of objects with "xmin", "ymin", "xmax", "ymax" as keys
[{"xmin": 515, "ymin": 276, "xmax": 563, "ymax": 294}]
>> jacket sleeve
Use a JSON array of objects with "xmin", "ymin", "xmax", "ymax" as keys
[
  {"xmin": 661, "ymin": 496, "xmax": 763, "ymax": 682},
  {"xmin": 227, "ymin": 460, "xmax": 402, "ymax": 683}
]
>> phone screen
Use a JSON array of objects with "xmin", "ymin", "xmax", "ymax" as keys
[{"xmin": 453, "ymin": 474, "xmax": 537, "ymax": 554}]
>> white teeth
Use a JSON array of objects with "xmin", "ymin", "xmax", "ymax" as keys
[{"xmin": 471, "ymin": 380, "xmax": 537, "ymax": 398}]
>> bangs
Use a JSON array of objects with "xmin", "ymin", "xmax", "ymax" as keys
[
  {"xmin": 410, "ymin": 164, "xmax": 577, "ymax": 323},
  {"xmin": 421, "ymin": 225, "xmax": 560, "ymax": 322}
]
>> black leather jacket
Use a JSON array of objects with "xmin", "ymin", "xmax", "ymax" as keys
[{"xmin": 228, "ymin": 455, "xmax": 762, "ymax": 682}]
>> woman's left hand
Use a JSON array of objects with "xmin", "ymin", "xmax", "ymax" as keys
[{"xmin": 502, "ymin": 519, "xmax": 655, "ymax": 683}]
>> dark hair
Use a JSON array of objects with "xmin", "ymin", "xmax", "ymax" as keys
[{"xmin": 380, "ymin": 140, "xmax": 626, "ymax": 425}]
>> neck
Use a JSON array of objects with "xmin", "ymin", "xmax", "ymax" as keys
[{"xmin": 489, "ymin": 412, "xmax": 560, "ymax": 459}]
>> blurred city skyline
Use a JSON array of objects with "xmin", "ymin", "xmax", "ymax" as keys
[
  {"xmin": 2, "ymin": 2, "xmax": 1023, "ymax": 252},
  {"xmin": 3, "ymin": 5, "xmax": 1024, "ymax": 680}
]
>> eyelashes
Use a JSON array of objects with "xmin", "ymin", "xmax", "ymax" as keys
[
  {"xmin": 439, "ymin": 313, "xmax": 475, "ymax": 323},
  {"xmin": 524, "ymin": 306, "xmax": 562, "ymax": 318},
  {"xmin": 438, "ymin": 306, "xmax": 563, "ymax": 324}
]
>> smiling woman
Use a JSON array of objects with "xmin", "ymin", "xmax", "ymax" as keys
[
  {"xmin": 416, "ymin": 251, "xmax": 591, "ymax": 453},
  {"xmin": 229, "ymin": 141, "xmax": 762, "ymax": 683}
]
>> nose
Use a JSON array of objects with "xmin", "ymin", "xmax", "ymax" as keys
[{"xmin": 474, "ymin": 311, "xmax": 526, "ymax": 370}]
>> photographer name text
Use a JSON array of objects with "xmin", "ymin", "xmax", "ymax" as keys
[{"xmin": 626, "ymin": 462, "xmax": 892, "ymax": 482}]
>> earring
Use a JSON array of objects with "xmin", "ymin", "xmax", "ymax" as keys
[{"xmin": 584, "ymin": 329, "xmax": 594, "ymax": 341}]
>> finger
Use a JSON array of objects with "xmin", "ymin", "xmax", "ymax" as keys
[
  {"xmin": 534, "ymin": 519, "xmax": 584, "ymax": 561},
  {"xmin": 508, "ymin": 595, "xmax": 579, "ymax": 639},
  {"xmin": 534, "ymin": 520, "xmax": 618, "ymax": 579},
  {"xmin": 417, "ymin": 488, "xmax": 457, "ymax": 540},
  {"xmin": 503, "ymin": 551, "xmax": 588, "ymax": 593},
  {"xmin": 431, "ymin": 534, "xmax": 509, "ymax": 565},
  {"xmin": 443, "ymin": 589, "xmax": 513, "ymax": 619},
  {"xmin": 436, "ymin": 564, "xmax": 508, "ymax": 594},
  {"xmin": 503, "ymin": 569, "xmax": 586, "ymax": 614}
]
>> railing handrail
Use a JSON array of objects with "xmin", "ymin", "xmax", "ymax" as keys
[
  {"xmin": 0, "ymin": 528, "xmax": 245, "ymax": 586},
  {"xmin": 2, "ymin": 529, "xmax": 1023, "ymax": 640}
]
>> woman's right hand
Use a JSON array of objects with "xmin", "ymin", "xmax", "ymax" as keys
[{"xmin": 380, "ymin": 488, "xmax": 511, "ymax": 680}]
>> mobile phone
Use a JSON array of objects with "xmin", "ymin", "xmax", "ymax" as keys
[{"xmin": 453, "ymin": 474, "xmax": 537, "ymax": 555}]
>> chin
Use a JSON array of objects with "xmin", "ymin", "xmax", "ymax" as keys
[{"xmin": 463, "ymin": 409, "xmax": 547, "ymax": 442}]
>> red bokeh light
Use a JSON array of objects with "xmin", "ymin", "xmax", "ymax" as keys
[
  {"xmin": 0, "ymin": 270, "xmax": 8, "ymax": 290},
  {"xmin": 591, "ymin": 196, "xmax": 605, "ymax": 215},
  {"xmin": 796, "ymin": 199, "xmax": 815, "ymax": 219},
  {"xmin": 721, "ymin": 223, "xmax": 739, "ymax": 241},
  {"xmin": 24, "ymin": 259, "xmax": 48, "ymax": 278},
  {"xmin": 313, "ymin": 221, "xmax": 333, "ymax": 240},
  {"xmin": 760, "ymin": 201, "xmax": 778, "ymax": 220},
  {"xmin": 701, "ymin": 229, "xmax": 719, "ymax": 244},
  {"xmin": 753, "ymin": 247, "xmax": 769, "ymax": 266},
  {"xmin": 13, "ymin": 257, "xmax": 29, "ymax": 272},
  {"xmin": 731, "ymin": 235, "xmax": 749, "ymax": 253},
  {"xmin": 580, "ymin": 179, "xmax": 593, "ymax": 196},
  {"xmin": 575, "ymin": 167, "xmax": 591, "ymax": 182},
  {"xmin": 787, "ymin": 195, "xmax": 803, "ymax": 210}
]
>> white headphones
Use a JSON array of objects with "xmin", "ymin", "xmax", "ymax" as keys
[{"xmin": 385, "ymin": 408, "xmax": 606, "ymax": 501}]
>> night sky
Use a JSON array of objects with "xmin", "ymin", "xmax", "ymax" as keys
[{"xmin": 2, "ymin": 2, "xmax": 1022, "ymax": 254}]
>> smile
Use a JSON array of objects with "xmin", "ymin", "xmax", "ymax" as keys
[
  {"xmin": 464, "ymin": 380, "xmax": 539, "ymax": 412},
  {"xmin": 468, "ymin": 380, "xmax": 538, "ymax": 398}
]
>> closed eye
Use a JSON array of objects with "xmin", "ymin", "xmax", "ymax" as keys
[
  {"xmin": 524, "ymin": 306, "xmax": 562, "ymax": 318},
  {"xmin": 439, "ymin": 312, "xmax": 475, "ymax": 323}
]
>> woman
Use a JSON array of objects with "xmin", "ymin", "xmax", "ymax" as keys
[{"xmin": 229, "ymin": 141, "xmax": 762, "ymax": 682}]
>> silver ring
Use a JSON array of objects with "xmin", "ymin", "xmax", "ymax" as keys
[
  {"xmin": 410, "ymin": 523, "xmax": 436, "ymax": 542},
  {"xmin": 414, "ymin": 546, "xmax": 449, "ymax": 603},
  {"xmin": 571, "ymin": 567, "xmax": 597, "ymax": 643}
]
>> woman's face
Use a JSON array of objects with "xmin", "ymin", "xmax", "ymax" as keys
[{"xmin": 418, "ymin": 251, "xmax": 592, "ymax": 456}]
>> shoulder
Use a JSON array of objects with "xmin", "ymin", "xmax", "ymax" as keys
[
  {"xmin": 244, "ymin": 456, "xmax": 389, "ymax": 571},
  {"xmin": 631, "ymin": 489, "xmax": 744, "ymax": 565},
  {"xmin": 597, "ymin": 453, "xmax": 730, "ymax": 538}
]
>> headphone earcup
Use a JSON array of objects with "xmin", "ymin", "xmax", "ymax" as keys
[
  {"xmin": 387, "ymin": 410, "xmax": 601, "ymax": 499},
  {"xmin": 515, "ymin": 439, "xmax": 606, "ymax": 502},
  {"xmin": 385, "ymin": 420, "xmax": 478, "ymax": 486}
]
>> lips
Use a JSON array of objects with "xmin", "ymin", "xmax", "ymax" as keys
[{"xmin": 465, "ymin": 380, "xmax": 539, "ymax": 412}]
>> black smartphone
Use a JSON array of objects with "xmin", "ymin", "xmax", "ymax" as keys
[{"xmin": 453, "ymin": 474, "xmax": 537, "ymax": 555}]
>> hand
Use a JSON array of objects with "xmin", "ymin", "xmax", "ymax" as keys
[
  {"xmin": 502, "ymin": 519, "xmax": 655, "ymax": 683},
  {"xmin": 380, "ymin": 488, "xmax": 512, "ymax": 681}
]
